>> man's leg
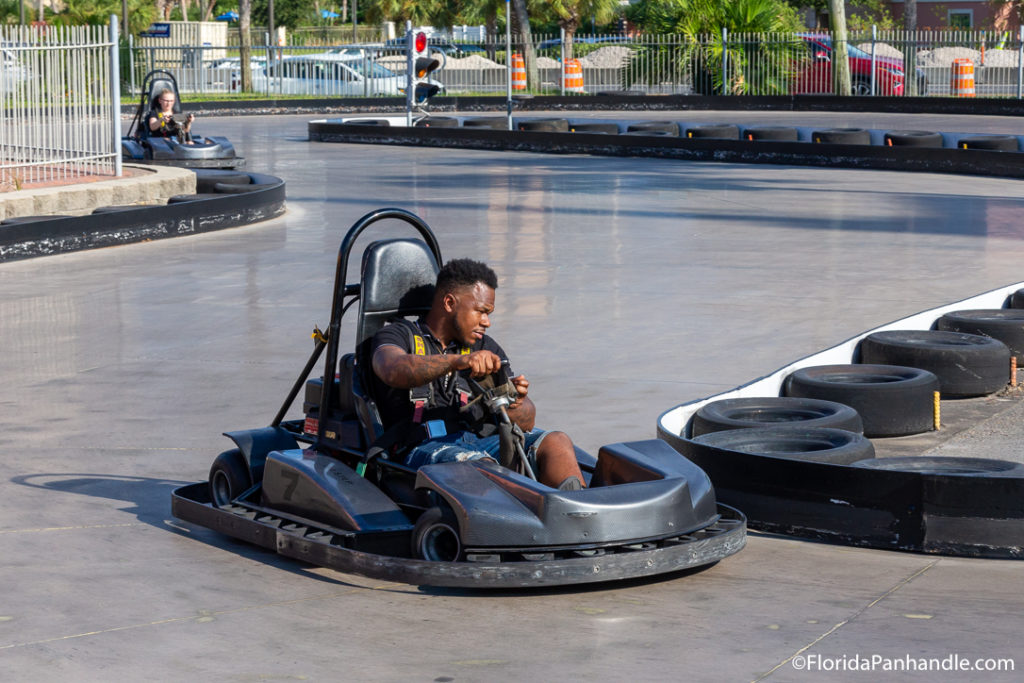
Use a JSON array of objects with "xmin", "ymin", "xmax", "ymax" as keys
[{"xmin": 535, "ymin": 431, "xmax": 585, "ymax": 489}]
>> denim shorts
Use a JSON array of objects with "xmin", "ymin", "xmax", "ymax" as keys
[{"xmin": 404, "ymin": 428, "xmax": 550, "ymax": 470}]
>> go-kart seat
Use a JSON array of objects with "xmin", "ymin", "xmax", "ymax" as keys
[
  {"xmin": 136, "ymin": 78, "xmax": 182, "ymax": 142},
  {"xmin": 349, "ymin": 238, "xmax": 440, "ymax": 441}
]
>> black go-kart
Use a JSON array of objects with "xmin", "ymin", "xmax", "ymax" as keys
[
  {"xmin": 171, "ymin": 208, "xmax": 745, "ymax": 588},
  {"xmin": 122, "ymin": 70, "xmax": 244, "ymax": 169}
]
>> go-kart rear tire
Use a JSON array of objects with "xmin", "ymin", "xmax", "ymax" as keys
[
  {"xmin": 691, "ymin": 397, "xmax": 863, "ymax": 437},
  {"xmin": 412, "ymin": 506, "xmax": 462, "ymax": 562},
  {"xmin": 783, "ymin": 364, "xmax": 939, "ymax": 437},
  {"xmin": 859, "ymin": 330, "xmax": 1010, "ymax": 397},
  {"xmin": 209, "ymin": 448, "xmax": 252, "ymax": 507},
  {"xmin": 689, "ymin": 427, "xmax": 875, "ymax": 465},
  {"xmin": 1010, "ymin": 288, "xmax": 1024, "ymax": 309}
]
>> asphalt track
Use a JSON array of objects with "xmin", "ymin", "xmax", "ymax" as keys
[{"xmin": 2, "ymin": 112, "xmax": 1024, "ymax": 680}]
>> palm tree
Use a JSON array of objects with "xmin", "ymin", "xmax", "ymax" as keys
[
  {"xmin": 534, "ymin": 0, "xmax": 620, "ymax": 60},
  {"xmin": 626, "ymin": 0, "xmax": 804, "ymax": 95}
]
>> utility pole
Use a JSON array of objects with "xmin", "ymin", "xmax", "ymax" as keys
[{"xmin": 828, "ymin": 0, "xmax": 851, "ymax": 95}]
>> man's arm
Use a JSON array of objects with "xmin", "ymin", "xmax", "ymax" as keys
[{"xmin": 372, "ymin": 344, "xmax": 503, "ymax": 389}]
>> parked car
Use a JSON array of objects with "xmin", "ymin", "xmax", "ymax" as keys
[
  {"xmin": 232, "ymin": 54, "xmax": 409, "ymax": 96},
  {"xmin": 794, "ymin": 34, "xmax": 926, "ymax": 96}
]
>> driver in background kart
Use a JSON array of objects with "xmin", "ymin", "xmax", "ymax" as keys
[
  {"xmin": 146, "ymin": 88, "xmax": 194, "ymax": 144},
  {"xmin": 369, "ymin": 258, "xmax": 586, "ymax": 491}
]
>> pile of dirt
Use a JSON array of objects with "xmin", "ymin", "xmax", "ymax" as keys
[{"xmin": 579, "ymin": 46, "xmax": 634, "ymax": 68}]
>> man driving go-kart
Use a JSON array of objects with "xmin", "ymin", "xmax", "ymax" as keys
[{"xmin": 369, "ymin": 258, "xmax": 586, "ymax": 490}]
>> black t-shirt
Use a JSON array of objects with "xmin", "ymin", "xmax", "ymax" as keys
[
  {"xmin": 146, "ymin": 109, "xmax": 180, "ymax": 138},
  {"xmin": 368, "ymin": 318, "xmax": 509, "ymax": 429}
]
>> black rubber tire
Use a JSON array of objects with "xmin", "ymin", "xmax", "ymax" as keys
[
  {"xmin": 623, "ymin": 130, "xmax": 676, "ymax": 137},
  {"xmin": 690, "ymin": 427, "xmax": 875, "ymax": 465},
  {"xmin": 936, "ymin": 309, "xmax": 1024, "ymax": 363},
  {"xmin": 192, "ymin": 168, "xmax": 250, "ymax": 193},
  {"xmin": 742, "ymin": 126, "xmax": 799, "ymax": 142},
  {"xmin": 684, "ymin": 124, "xmax": 740, "ymax": 140},
  {"xmin": 517, "ymin": 118, "xmax": 569, "ymax": 133},
  {"xmin": 346, "ymin": 119, "xmax": 391, "ymax": 126},
  {"xmin": 209, "ymin": 448, "xmax": 252, "ymax": 507},
  {"xmin": 91, "ymin": 205, "xmax": 162, "ymax": 213},
  {"xmin": 812, "ymin": 128, "xmax": 871, "ymax": 145},
  {"xmin": 414, "ymin": 116, "xmax": 459, "ymax": 128},
  {"xmin": 859, "ymin": 330, "xmax": 1010, "ymax": 398},
  {"xmin": 411, "ymin": 506, "xmax": 462, "ymax": 561},
  {"xmin": 883, "ymin": 130, "xmax": 943, "ymax": 148},
  {"xmin": 212, "ymin": 182, "xmax": 279, "ymax": 194},
  {"xmin": 691, "ymin": 397, "xmax": 863, "ymax": 437},
  {"xmin": 851, "ymin": 78, "xmax": 872, "ymax": 96},
  {"xmin": 1010, "ymin": 288, "xmax": 1024, "ymax": 309},
  {"xmin": 569, "ymin": 122, "xmax": 620, "ymax": 134},
  {"xmin": 461, "ymin": 117, "xmax": 507, "ymax": 129},
  {"xmin": 1, "ymin": 215, "xmax": 72, "ymax": 224},
  {"xmin": 783, "ymin": 364, "xmax": 939, "ymax": 438},
  {"xmin": 852, "ymin": 456, "xmax": 1024, "ymax": 476},
  {"xmin": 958, "ymin": 135, "xmax": 1019, "ymax": 152},
  {"xmin": 625, "ymin": 121, "xmax": 679, "ymax": 135},
  {"xmin": 167, "ymin": 193, "xmax": 224, "ymax": 203}
]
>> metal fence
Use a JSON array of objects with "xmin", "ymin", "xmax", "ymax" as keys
[
  {"xmin": 123, "ymin": 27, "xmax": 1024, "ymax": 99},
  {"xmin": 1, "ymin": 23, "xmax": 120, "ymax": 190}
]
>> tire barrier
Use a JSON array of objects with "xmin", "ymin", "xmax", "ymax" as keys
[
  {"xmin": 883, "ymin": 130, "xmax": 943, "ymax": 148},
  {"xmin": 346, "ymin": 119, "xmax": 391, "ymax": 126},
  {"xmin": 852, "ymin": 456, "xmax": 1024, "ymax": 475},
  {"xmin": 517, "ymin": 118, "xmax": 569, "ymax": 133},
  {"xmin": 511, "ymin": 53, "xmax": 526, "ymax": 91},
  {"xmin": 937, "ymin": 309, "xmax": 1024, "ymax": 364},
  {"xmin": 625, "ymin": 121, "xmax": 679, "ymax": 135},
  {"xmin": 783, "ymin": 364, "xmax": 939, "ymax": 437},
  {"xmin": 192, "ymin": 168, "xmax": 252, "ymax": 193},
  {"xmin": 415, "ymin": 117, "xmax": 459, "ymax": 128},
  {"xmin": 462, "ymin": 117, "xmax": 508, "ymax": 129},
  {"xmin": 951, "ymin": 58, "xmax": 975, "ymax": 97},
  {"xmin": 1, "ymin": 171, "xmax": 285, "ymax": 263},
  {"xmin": 742, "ymin": 126, "xmax": 799, "ymax": 142},
  {"xmin": 958, "ymin": 135, "xmax": 1019, "ymax": 151},
  {"xmin": 684, "ymin": 124, "xmax": 740, "ymax": 140},
  {"xmin": 563, "ymin": 59, "xmax": 584, "ymax": 93},
  {"xmin": 690, "ymin": 397, "xmax": 863, "ymax": 437},
  {"xmin": 1010, "ymin": 288, "xmax": 1024, "ymax": 309},
  {"xmin": 569, "ymin": 122, "xmax": 621, "ymax": 134},
  {"xmin": 812, "ymin": 128, "xmax": 871, "ymax": 145},
  {"xmin": 687, "ymin": 427, "xmax": 875, "ymax": 466},
  {"xmin": 859, "ymin": 330, "xmax": 1010, "ymax": 397}
]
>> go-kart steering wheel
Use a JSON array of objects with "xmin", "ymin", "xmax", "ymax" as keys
[{"xmin": 460, "ymin": 362, "xmax": 537, "ymax": 480}]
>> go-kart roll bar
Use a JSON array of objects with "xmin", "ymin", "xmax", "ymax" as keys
[{"xmin": 315, "ymin": 208, "xmax": 442, "ymax": 445}]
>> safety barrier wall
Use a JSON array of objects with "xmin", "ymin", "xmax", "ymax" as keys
[
  {"xmin": 125, "ymin": 28, "xmax": 1024, "ymax": 99},
  {"xmin": 0, "ymin": 23, "xmax": 119, "ymax": 188}
]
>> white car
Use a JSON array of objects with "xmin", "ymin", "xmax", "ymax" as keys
[{"xmin": 250, "ymin": 54, "xmax": 407, "ymax": 96}]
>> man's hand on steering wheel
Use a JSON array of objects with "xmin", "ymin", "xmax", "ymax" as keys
[{"xmin": 455, "ymin": 349, "xmax": 503, "ymax": 378}]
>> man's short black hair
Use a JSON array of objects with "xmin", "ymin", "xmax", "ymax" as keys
[{"xmin": 436, "ymin": 258, "xmax": 498, "ymax": 294}]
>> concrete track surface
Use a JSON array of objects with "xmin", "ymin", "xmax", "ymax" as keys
[{"xmin": 2, "ymin": 113, "xmax": 1023, "ymax": 681}]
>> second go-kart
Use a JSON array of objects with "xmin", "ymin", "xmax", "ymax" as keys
[
  {"xmin": 172, "ymin": 208, "xmax": 745, "ymax": 588},
  {"xmin": 122, "ymin": 70, "xmax": 244, "ymax": 169}
]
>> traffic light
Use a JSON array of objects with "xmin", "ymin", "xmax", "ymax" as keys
[{"xmin": 408, "ymin": 31, "xmax": 441, "ymax": 106}]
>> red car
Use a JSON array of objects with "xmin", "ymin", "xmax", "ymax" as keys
[{"xmin": 793, "ymin": 34, "xmax": 915, "ymax": 96}]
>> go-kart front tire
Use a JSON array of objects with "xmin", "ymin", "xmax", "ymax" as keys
[
  {"xmin": 412, "ymin": 506, "xmax": 462, "ymax": 562},
  {"xmin": 209, "ymin": 448, "xmax": 251, "ymax": 507}
]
